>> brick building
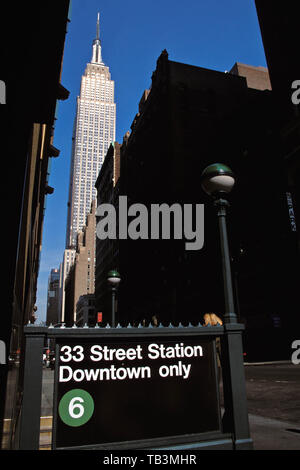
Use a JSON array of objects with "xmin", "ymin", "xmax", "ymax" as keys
[
  {"xmin": 64, "ymin": 200, "xmax": 96, "ymax": 325},
  {"xmin": 229, "ymin": 62, "xmax": 272, "ymax": 91}
]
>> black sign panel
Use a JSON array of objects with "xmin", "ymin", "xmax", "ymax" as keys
[{"xmin": 53, "ymin": 336, "xmax": 221, "ymax": 448}]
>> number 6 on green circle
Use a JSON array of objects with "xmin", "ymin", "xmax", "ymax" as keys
[{"xmin": 58, "ymin": 389, "xmax": 94, "ymax": 427}]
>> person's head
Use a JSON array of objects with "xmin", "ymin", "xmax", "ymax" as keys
[{"xmin": 203, "ymin": 312, "xmax": 223, "ymax": 326}]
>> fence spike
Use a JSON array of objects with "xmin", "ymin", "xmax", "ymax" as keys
[
  {"xmin": 72, "ymin": 323, "xmax": 77, "ymax": 328},
  {"xmin": 116, "ymin": 323, "xmax": 122, "ymax": 328},
  {"xmin": 105, "ymin": 323, "xmax": 111, "ymax": 328}
]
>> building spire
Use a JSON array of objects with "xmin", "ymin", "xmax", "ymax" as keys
[
  {"xmin": 91, "ymin": 12, "xmax": 103, "ymax": 64},
  {"xmin": 96, "ymin": 12, "xmax": 100, "ymax": 40}
]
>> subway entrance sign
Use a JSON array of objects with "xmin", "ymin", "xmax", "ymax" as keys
[
  {"xmin": 53, "ymin": 335, "xmax": 221, "ymax": 449},
  {"xmin": 21, "ymin": 323, "xmax": 252, "ymax": 450}
]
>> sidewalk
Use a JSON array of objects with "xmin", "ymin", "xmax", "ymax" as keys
[
  {"xmin": 38, "ymin": 413, "xmax": 300, "ymax": 450},
  {"xmin": 244, "ymin": 361, "xmax": 300, "ymax": 450},
  {"xmin": 249, "ymin": 414, "xmax": 300, "ymax": 450}
]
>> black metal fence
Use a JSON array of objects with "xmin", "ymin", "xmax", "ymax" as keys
[{"xmin": 20, "ymin": 321, "xmax": 252, "ymax": 450}]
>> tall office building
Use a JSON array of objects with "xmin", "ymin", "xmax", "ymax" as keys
[
  {"xmin": 66, "ymin": 13, "xmax": 116, "ymax": 248},
  {"xmin": 46, "ymin": 268, "xmax": 61, "ymax": 325},
  {"xmin": 59, "ymin": 13, "xmax": 116, "ymax": 321},
  {"xmin": 58, "ymin": 248, "xmax": 76, "ymax": 322}
]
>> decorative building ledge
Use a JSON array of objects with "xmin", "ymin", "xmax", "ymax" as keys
[
  {"xmin": 57, "ymin": 82, "xmax": 70, "ymax": 101},
  {"xmin": 48, "ymin": 144, "xmax": 60, "ymax": 158}
]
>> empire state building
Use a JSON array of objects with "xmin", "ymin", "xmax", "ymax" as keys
[{"xmin": 66, "ymin": 13, "xmax": 116, "ymax": 248}]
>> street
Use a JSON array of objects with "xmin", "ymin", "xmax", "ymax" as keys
[{"xmin": 245, "ymin": 363, "xmax": 300, "ymax": 426}]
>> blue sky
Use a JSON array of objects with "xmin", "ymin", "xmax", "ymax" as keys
[{"xmin": 35, "ymin": 0, "xmax": 267, "ymax": 323}]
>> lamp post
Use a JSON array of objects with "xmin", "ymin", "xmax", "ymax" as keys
[
  {"xmin": 200, "ymin": 164, "xmax": 252, "ymax": 447},
  {"xmin": 201, "ymin": 163, "xmax": 237, "ymax": 324},
  {"xmin": 107, "ymin": 270, "xmax": 121, "ymax": 327}
]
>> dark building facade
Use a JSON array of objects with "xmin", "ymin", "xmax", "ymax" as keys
[
  {"xmin": 95, "ymin": 142, "xmax": 121, "ymax": 324},
  {"xmin": 76, "ymin": 294, "xmax": 96, "ymax": 326},
  {"xmin": 254, "ymin": 0, "xmax": 300, "ymax": 255},
  {"xmin": 46, "ymin": 268, "xmax": 61, "ymax": 326},
  {"xmin": 255, "ymin": 1, "xmax": 300, "ymax": 113},
  {"xmin": 1, "ymin": 0, "xmax": 71, "ymax": 448},
  {"xmin": 114, "ymin": 49, "xmax": 298, "ymax": 359}
]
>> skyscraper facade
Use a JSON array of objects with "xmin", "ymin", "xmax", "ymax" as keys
[
  {"xmin": 46, "ymin": 268, "xmax": 61, "ymax": 325},
  {"xmin": 58, "ymin": 248, "xmax": 76, "ymax": 322},
  {"xmin": 66, "ymin": 13, "xmax": 116, "ymax": 249}
]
